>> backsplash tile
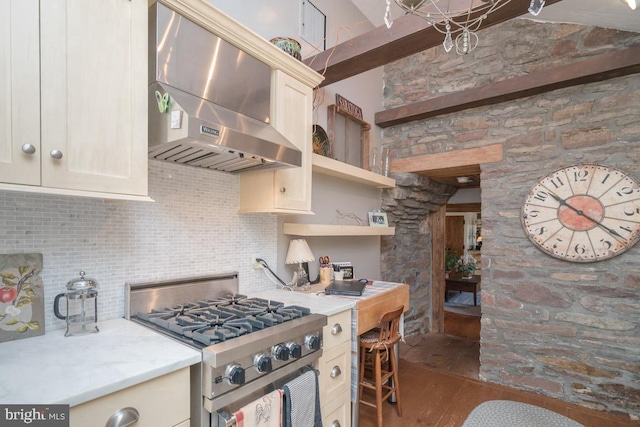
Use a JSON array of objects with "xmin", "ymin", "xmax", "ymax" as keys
[{"xmin": 0, "ymin": 160, "xmax": 277, "ymax": 331}]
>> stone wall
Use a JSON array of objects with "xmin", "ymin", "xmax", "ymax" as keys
[
  {"xmin": 381, "ymin": 173, "xmax": 457, "ymax": 335},
  {"xmin": 382, "ymin": 19, "xmax": 640, "ymax": 420}
]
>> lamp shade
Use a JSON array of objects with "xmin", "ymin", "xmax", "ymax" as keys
[{"xmin": 285, "ymin": 239, "xmax": 315, "ymax": 264}]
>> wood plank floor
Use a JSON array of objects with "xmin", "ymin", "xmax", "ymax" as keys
[{"xmin": 357, "ymin": 311, "xmax": 637, "ymax": 427}]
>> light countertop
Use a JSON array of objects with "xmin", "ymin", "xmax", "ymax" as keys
[
  {"xmin": 253, "ymin": 288, "xmax": 355, "ymax": 316},
  {"xmin": 0, "ymin": 318, "xmax": 201, "ymax": 406}
]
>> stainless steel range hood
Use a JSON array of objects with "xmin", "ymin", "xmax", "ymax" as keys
[{"xmin": 148, "ymin": 3, "xmax": 301, "ymax": 173}]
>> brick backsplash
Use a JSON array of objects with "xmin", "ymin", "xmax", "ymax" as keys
[{"xmin": 0, "ymin": 160, "xmax": 277, "ymax": 331}]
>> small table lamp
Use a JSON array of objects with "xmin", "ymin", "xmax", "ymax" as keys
[{"xmin": 285, "ymin": 239, "xmax": 315, "ymax": 291}]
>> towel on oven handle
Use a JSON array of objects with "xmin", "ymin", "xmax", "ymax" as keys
[
  {"xmin": 234, "ymin": 389, "xmax": 283, "ymax": 427},
  {"xmin": 282, "ymin": 368, "xmax": 322, "ymax": 427}
]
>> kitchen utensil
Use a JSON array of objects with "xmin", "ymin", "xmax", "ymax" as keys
[{"xmin": 54, "ymin": 271, "xmax": 99, "ymax": 337}]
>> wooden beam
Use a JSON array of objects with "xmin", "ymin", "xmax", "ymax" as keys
[
  {"xmin": 376, "ymin": 45, "xmax": 640, "ymax": 127},
  {"xmin": 392, "ymin": 144, "xmax": 503, "ymax": 174},
  {"xmin": 431, "ymin": 204, "xmax": 446, "ymax": 334},
  {"xmin": 303, "ymin": 0, "xmax": 565, "ymax": 87},
  {"xmin": 447, "ymin": 203, "xmax": 482, "ymax": 213}
]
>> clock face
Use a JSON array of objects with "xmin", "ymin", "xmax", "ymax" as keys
[{"xmin": 522, "ymin": 164, "xmax": 640, "ymax": 262}]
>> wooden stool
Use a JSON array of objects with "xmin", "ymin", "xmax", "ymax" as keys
[{"xmin": 358, "ymin": 305, "xmax": 403, "ymax": 427}]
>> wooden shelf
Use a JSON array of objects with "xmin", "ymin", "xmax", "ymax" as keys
[
  {"xmin": 283, "ymin": 223, "xmax": 395, "ymax": 236},
  {"xmin": 312, "ymin": 154, "xmax": 395, "ymax": 188}
]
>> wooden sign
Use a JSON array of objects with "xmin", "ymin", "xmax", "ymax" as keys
[{"xmin": 335, "ymin": 94, "xmax": 363, "ymax": 121}]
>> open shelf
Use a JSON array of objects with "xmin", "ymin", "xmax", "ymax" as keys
[
  {"xmin": 312, "ymin": 154, "xmax": 395, "ymax": 188},
  {"xmin": 283, "ymin": 223, "xmax": 395, "ymax": 237}
]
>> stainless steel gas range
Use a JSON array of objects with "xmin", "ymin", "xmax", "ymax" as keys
[{"xmin": 125, "ymin": 273, "xmax": 327, "ymax": 427}]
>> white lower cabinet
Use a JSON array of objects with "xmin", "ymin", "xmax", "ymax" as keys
[
  {"xmin": 69, "ymin": 368, "xmax": 190, "ymax": 427},
  {"xmin": 317, "ymin": 309, "xmax": 352, "ymax": 427}
]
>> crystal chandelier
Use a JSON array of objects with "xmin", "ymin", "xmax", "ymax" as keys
[{"xmin": 384, "ymin": 0, "xmax": 545, "ymax": 54}]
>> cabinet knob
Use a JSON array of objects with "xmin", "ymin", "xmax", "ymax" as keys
[
  {"xmin": 331, "ymin": 421, "xmax": 341, "ymax": 427},
  {"xmin": 21, "ymin": 144, "xmax": 36, "ymax": 154},
  {"xmin": 50, "ymin": 149, "xmax": 63, "ymax": 159},
  {"xmin": 330, "ymin": 366, "xmax": 342, "ymax": 378},
  {"xmin": 279, "ymin": 187, "xmax": 286, "ymax": 193},
  {"xmin": 105, "ymin": 407, "xmax": 139, "ymax": 427},
  {"xmin": 331, "ymin": 323, "xmax": 343, "ymax": 335}
]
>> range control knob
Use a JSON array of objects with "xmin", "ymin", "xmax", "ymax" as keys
[
  {"xmin": 305, "ymin": 335, "xmax": 321, "ymax": 351},
  {"xmin": 254, "ymin": 354, "xmax": 273, "ymax": 373},
  {"xmin": 286, "ymin": 342, "xmax": 303, "ymax": 359},
  {"xmin": 272, "ymin": 343, "xmax": 290, "ymax": 361},
  {"xmin": 226, "ymin": 365, "xmax": 245, "ymax": 385}
]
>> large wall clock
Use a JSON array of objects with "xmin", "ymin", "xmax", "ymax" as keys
[{"xmin": 522, "ymin": 164, "xmax": 640, "ymax": 262}]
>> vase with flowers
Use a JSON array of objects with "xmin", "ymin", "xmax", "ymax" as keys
[{"xmin": 456, "ymin": 251, "xmax": 477, "ymax": 279}]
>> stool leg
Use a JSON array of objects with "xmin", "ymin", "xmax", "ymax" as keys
[
  {"xmin": 358, "ymin": 347, "xmax": 366, "ymax": 404},
  {"xmin": 375, "ymin": 349, "xmax": 383, "ymax": 427},
  {"xmin": 389, "ymin": 346, "xmax": 402, "ymax": 416}
]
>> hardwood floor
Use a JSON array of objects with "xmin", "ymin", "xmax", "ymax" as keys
[{"xmin": 357, "ymin": 311, "xmax": 637, "ymax": 427}]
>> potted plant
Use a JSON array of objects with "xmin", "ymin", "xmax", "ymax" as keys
[
  {"xmin": 445, "ymin": 248, "xmax": 459, "ymax": 278},
  {"xmin": 456, "ymin": 251, "xmax": 477, "ymax": 279}
]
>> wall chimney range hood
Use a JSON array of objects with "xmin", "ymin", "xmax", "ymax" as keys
[{"xmin": 148, "ymin": 3, "xmax": 302, "ymax": 173}]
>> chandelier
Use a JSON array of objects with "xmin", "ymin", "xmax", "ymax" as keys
[{"xmin": 384, "ymin": 0, "xmax": 546, "ymax": 54}]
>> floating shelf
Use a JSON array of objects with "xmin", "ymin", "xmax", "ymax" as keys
[
  {"xmin": 283, "ymin": 223, "xmax": 395, "ymax": 237},
  {"xmin": 312, "ymin": 154, "xmax": 395, "ymax": 189}
]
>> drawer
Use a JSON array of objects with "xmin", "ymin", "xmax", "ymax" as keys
[
  {"xmin": 323, "ymin": 309, "xmax": 351, "ymax": 349},
  {"xmin": 70, "ymin": 368, "xmax": 190, "ymax": 427},
  {"xmin": 322, "ymin": 392, "xmax": 351, "ymax": 427},
  {"xmin": 318, "ymin": 341, "xmax": 351, "ymax": 402}
]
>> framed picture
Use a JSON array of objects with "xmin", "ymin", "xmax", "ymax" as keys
[{"xmin": 368, "ymin": 211, "xmax": 388, "ymax": 227}]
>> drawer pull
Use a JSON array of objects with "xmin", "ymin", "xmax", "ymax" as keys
[
  {"xmin": 331, "ymin": 421, "xmax": 341, "ymax": 427},
  {"xmin": 105, "ymin": 407, "xmax": 139, "ymax": 427},
  {"xmin": 330, "ymin": 366, "xmax": 342, "ymax": 378},
  {"xmin": 331, "ymin": 323, "xmax": 342, "ymax": 335}
]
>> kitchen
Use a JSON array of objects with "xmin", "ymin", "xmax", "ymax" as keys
[
  {"xmin": 2, "ymin": 0, "xmax": 640, "ymax": 426},
  {"xmin": 0, "ymin": 0, "xmax": 401, "ymax": 426}
]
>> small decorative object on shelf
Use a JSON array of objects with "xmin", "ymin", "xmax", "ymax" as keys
[
  {"xmin": 270, "ymin": 37, "xmax": 302, "ymax": 60},
  {"xmin": 368, "ymin": 211, "xmax": 389, "ymax": 227},
  {"xmin": 312, "ymin": 125, "xmax": 331, "ymax": 157},
  {"xmin": 456, "ymin": 251, "xmax": 477, "ymax": 279}
]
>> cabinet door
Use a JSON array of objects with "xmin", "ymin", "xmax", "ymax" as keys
[
  {"xmin": 0, "ymin": 0, "xmax": 40, "ymax": 185},
  {"xmin": 272, "ymin": 70, "xmax": 312, "ymax": 211},
  {"xmin": 40, "ymin": 0, "xmax": 148, "ymax": 196}
]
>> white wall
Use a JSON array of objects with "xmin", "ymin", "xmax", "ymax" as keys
[
  {"xmin": 208, "ymin": 0, "xmax": 388, "ymax": 281},
  {"xmin": 0, "ymin": 161, "xmax": 278, "ymax": 332}
]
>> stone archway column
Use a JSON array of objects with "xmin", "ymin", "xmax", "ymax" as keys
[{"xmin": 381, "ymin": 173, "xmax": 457, "ymax": 336}]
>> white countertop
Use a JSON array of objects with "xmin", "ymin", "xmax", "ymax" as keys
[
  {"xmin": 0, "ymin": 318, "xmax": 201, "ymax": 406},
  {"xmin": 253, "ymin": 288, "xmax": 355, "ymax": 316}
]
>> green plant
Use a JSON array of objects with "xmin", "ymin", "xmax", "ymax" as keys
[{"xmin": 445, "ymin": 248, "xmax": 459, "ymax": 272}]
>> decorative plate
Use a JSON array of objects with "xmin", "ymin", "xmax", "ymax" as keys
[{"xmin": 312, "ymin": 125, "xmax": 331, "ymax": 157}]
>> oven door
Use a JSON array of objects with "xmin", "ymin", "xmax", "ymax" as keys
[{"xmin": 208, "ymin": 358, "xmax": 321, "ymax": 427}]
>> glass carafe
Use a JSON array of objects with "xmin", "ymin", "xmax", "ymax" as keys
[{"xmin": 54, "ymin": 271, "xmax": 99, "ymax": 337}]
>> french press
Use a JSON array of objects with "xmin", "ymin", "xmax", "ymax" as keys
[{"xmin": 54, "ymin": 271, "xmax": 99, "ymax": 337}]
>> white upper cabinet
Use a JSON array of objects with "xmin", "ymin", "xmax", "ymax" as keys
[
  {"xmin": 0, "ymin": 0, "xmax": 150, "ymax": 201},
  {"xmin": 0, "ymin": 0, "xmax": 41, "ymax": 186},
  {"xmin": 239, "ymin": 70, "xmax": 314, "ymax": 213}
]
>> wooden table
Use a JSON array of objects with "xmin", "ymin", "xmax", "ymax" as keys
[{"xmin": 445, "ymin": 275, "xmax": 481, "ymax": 305}]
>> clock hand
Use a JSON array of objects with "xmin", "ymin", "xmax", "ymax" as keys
[{"xmin": 547, "ymin": 192, "xmax": 624, "ymax": 239}]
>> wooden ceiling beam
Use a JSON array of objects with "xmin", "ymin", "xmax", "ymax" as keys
[
  {"xmin": 303, "ymin": 0, "xmax": 565, "ymax": 87},
  {"xmin": 376, "ymin": 45, "xmax": 640, "ymax": 127}
]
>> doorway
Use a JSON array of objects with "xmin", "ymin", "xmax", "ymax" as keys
[{"xmin": 444, "ymin": 203, "xmax": 481, "ymax": 340}]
